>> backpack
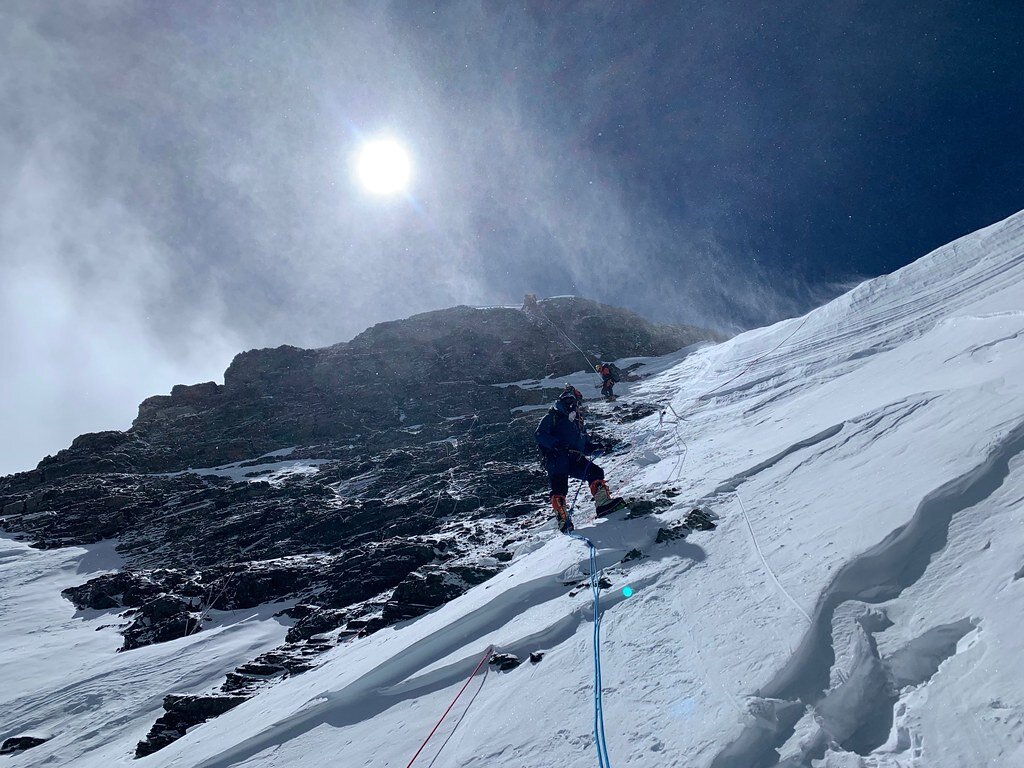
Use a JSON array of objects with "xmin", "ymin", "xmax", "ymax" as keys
[{"xmin": 536, "ymin": 407, "xmax": 560, "ymax": 464}]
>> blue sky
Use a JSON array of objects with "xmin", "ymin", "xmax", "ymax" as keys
[{"xmin": 2, "ymin": 1, "xmax": 1023, "ymax": 474}]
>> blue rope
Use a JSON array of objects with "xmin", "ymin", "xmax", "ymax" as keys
[{"xmin": 568, "ymin": 532, "xmax": 613, "ymax": 768}]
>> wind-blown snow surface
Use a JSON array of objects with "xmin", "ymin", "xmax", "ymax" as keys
[
  {"xmin": 0, "ymin": 539, "xmax": 292, "ymax": 766},
  {"xmin": 10, "ymin": 210, "xmax": 1024, "ymax": 767}
]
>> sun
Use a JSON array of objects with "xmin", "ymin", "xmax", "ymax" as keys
[{"xmin": 354, "ymin": 138, "xmax": 412, "ymax": 196}]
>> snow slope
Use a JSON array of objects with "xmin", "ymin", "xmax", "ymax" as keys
[
  {"xmin": 0, "ymin": 538, "xmax": 292, "ymax": 766},
  {"xmin": 8, "ymin": 209, "xmax": 1024, "ymax": 767}
]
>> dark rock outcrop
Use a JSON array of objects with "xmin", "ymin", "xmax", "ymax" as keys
[
  {"xmin": 135, "ymin": 694, "xmax": 249, "ymax": 757},
  {"xmin": 490, "ymin": 652, "xmax": 523, "ymax": 671},
  {"xmin": 382, "ymin": 564, "xmax": 499, "ymax": 623},
  {"xmin": 1, "ymin": 736, "xmax": 48, "ymax": 755}
]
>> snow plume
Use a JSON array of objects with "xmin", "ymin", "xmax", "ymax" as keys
[
  {"xmin": 386, "ymin": 3, "xmax": 810, "ymax": 336},
  {"xmin": 1, "ymin": 2, "xmax": 858, "ymax": 472},
  {"xmin": 0, "ymin": 1, "xmax": 818, "ymax": 334}
]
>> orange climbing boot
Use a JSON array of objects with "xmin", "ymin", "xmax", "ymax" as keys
[
  {"xmin": 551, "ymin": 494, "xmax": 573, "ymax": 534},
  {"xmin": 589, "ymin": 480, "xmax": 626, "ymax": 517}
]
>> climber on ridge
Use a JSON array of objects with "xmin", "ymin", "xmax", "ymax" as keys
[
  {"xmin": 595, "ymin": 361, "xmax": 619, "ymax": 401},
  {"xmin": 535, "ymin": 384, "xmax": 626, "ymax": 534}
]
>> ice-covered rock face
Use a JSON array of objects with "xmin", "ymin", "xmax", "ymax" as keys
[{"xmin": 0, "ymin": 297, "xmax": 713, "ymax": 757}]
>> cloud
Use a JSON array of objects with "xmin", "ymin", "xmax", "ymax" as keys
[
  {"xmin": 0, "ymin": 1, "xmax": 843, "ymax": 474},
  {"xmin": 0, "ymin": 131, "xmax": 240, "ymax": 475}
]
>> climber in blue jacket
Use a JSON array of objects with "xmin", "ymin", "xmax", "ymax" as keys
[{"xmin": 535, "ymin": 384, "xmax": 625, "ymax": 533}]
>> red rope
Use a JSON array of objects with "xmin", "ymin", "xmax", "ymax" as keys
[{"xmin": 404, "ymin": 645, "xmax": 495, "ymax": 768}]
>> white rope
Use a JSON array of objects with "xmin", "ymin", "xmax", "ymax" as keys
[{"xmin": 734, "ymin": 491, "xmax": 811, "ymax": 624}]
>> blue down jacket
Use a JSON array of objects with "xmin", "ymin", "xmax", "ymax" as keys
[{"xmin": 535, "ymin": 400, "xmax": 599, "ymax": 473}]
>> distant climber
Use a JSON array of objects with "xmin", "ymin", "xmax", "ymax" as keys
[
  {"xmin": 535, "ymin": 385, "xmax": 626, "ymax": 534},
  {"xmin": 595, "ymin": 362, "xmax": 620, "ymax": 400}
]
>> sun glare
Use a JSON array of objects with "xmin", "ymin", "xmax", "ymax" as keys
[{"xmin": 355, "ymin": 138, "xmax": 412, "ymax": 196}]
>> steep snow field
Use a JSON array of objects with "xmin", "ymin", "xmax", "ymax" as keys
[{"xmin": 6, "ymin": 210, "xmax": 1024, "ymax": 767}]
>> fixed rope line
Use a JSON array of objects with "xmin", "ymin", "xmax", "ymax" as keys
[
  {"xmin": 695, "ymin": 313, "xmax": 813, "ymax": 404},
  {"xmin": 192, "ymin": 569, "xmax": 237, "ymax": 634},
  {"xmin": 533, "ymin": 305, "xmax": 602, "ymax": 385},
  {"xmin": 188, "ymin": 532, "xmax": 272, "ymax": 635},
  {"xmin": 660, "ymin": 404, "xmax": 691, "ymax": 484},
  {"xmin": 405, "ymin": 645, "xmax": 495, "ymax": 768},
  {"xmin": 567, "ymin": 475, "xmax": 587, "ymax": 516},
  {"xmin": 656, "ymin": 313, "xmax": 814, "ymax": 482},
  {"xmin": 565, "ymin": 450, "xmax": 603, "ymax": 520},
  {"xmin": 567, "ymin": 532, "xmax": 614, "ymax": 768},
  {"xmin": 665, "ymin": 312, "xmax": 815, "ymax": 424},
  {"xmin": 429, "ymin": 486, "xmax": 444, "ymax": 517},
  {"xmin": 734, "ymin": 492, "xmax": 811, "ymax": 624},
  {"xmin": 425, "ymin": 656, "xmax": 492, "ymax": 768},
  {"xmin": 429, "ymin": 411, "xmax": 481, "ymax": 533}
]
